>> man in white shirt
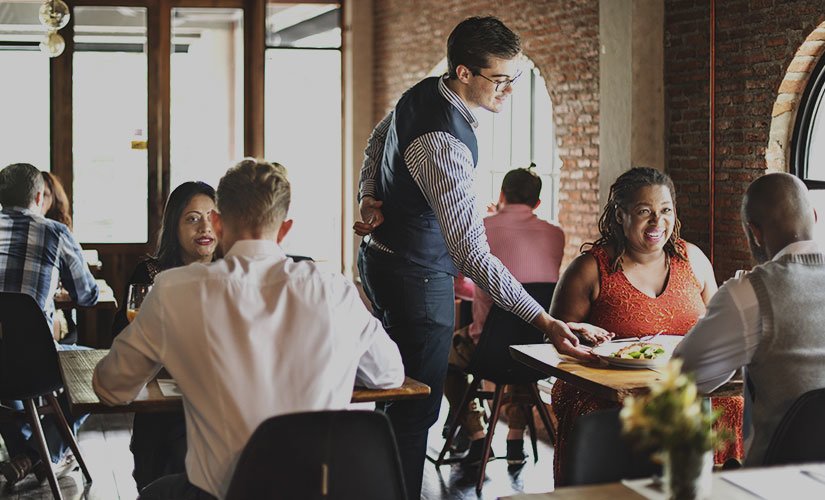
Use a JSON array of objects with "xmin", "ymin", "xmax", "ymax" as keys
[
  {"xmin": 93, "ymin": 158, "xmax": 404, "ymax": 499},
  {"xmin": 675, "ymin": 172, "xmax": 825, "ymax": 465}
]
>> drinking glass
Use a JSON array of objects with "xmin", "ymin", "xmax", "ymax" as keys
[{"xmin": 127, "ymin": 283, "xmax": 152, "ymax": 322}]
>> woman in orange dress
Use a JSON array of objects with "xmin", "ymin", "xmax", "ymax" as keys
[{"xmin": 550, "ymin": 167, "xmax": 743, "ymax": 486}]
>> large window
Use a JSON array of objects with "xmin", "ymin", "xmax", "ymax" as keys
[
  {"xmin": 72, "ymin": 7, "xmax": 148, "ymax": 243},
  {"xmin": 264, "ymin": 3, "xmax": 341, "ymax": 270},
  {"xmin": 0, "ymin": 2, "xmax": 50, "ymax": 171},
  {"xmin": 170, "ymin": 7, "xmax": 244, "ymax": 190},
  {"xmin": 791, "ymin": 53, "xmax": 825, "ymax": 245}
]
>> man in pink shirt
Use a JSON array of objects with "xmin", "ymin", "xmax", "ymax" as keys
[{"xmin": 444, "ymin": 167, "xmax": 565, "ymax": 466}]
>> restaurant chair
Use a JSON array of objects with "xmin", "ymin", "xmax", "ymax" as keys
[
  {"xmin": 224, "ymin": 410, "xmax": 406, "ymax": 500},
  {"xmin": 0, "ymin": 292, "xmax": 92, "ymax": 499},
  {"xmin": 763, "ymin": 387, "xmax": 825, "ymax": 466},
  {"xmin": 566, "ymin": 408, "xmax": 660, "ymax": 486},
  {"xmin": 434, "ymin": 282, "xmax": 558, "ymax": 495}
]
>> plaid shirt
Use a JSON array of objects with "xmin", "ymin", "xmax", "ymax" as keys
[{"xmin": 0, "ymin": 207, "xmax": 98, "ymax": 331}]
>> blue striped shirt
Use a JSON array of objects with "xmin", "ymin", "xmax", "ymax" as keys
[
  {"xmin": 0, "ymin": 207, "xmax": 99, "ymax": 331},
  {"xmin": 359, "ymin": 76, "xmax": 545, "ymax": 324}
]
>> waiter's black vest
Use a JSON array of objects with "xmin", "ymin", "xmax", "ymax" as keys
[{"xmin": 373, "ymin": 77, "xmax": 478, "ymax": 275}]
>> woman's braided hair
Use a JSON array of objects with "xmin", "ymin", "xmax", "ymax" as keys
[{"xmin": 582, "ymin": 167, "xmax": 688, "ymax": 272}]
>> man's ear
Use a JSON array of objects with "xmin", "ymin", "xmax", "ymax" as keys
[
  {"xmin": 210, "ymin": 211, "xmax": 223, "ymax": 240},
  {"xmin": 533, "ymin": 199, "xmax": 542, "ymax": 210},
  {"xmin": 455, "ymin": 64, "xmax": 474, "ymax": 84},
  {"xmin": 747, "ymin": 222, "xmax": 764, "ymax": 247},
  {"xmin": 34, "ymin": 190, "xmax": 43, "ymax": 208},
  {"xmin": 277, "ymin": 218, "xmax": 293, "ymax": 244}
]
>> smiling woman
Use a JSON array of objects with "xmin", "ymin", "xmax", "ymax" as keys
[{"xmin": 548, "ymin": 167, "xmax": 744, "ymax": 485}]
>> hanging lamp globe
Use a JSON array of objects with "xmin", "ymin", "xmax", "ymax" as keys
[
  {"xmin": 39, "ymin": 0, "xmax": 70, "ymax": 30},
  {"xmin": 39, "ymin": 30, "xmax": 65, "ymax": 58}
]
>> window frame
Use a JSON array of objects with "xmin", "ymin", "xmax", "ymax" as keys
[{"xmin": 791, "ymin": 50, "xmax": 825, "ymax": 190}]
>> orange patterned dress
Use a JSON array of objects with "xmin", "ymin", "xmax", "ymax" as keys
[{"xmin": 551, "ymin": 243, "xmax": 743, "ymax": 486}]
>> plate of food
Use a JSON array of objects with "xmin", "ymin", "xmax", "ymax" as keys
[{"xmin": 591, "ymin": 335, "xmax": 683, "ymax": 368}]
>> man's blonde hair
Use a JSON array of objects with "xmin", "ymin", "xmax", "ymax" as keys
[{"xmin": 217, "ymin": 158, "xmax": 290, "ymax": 232}]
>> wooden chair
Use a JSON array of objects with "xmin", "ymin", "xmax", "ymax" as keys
[
  {"xmin": 225, "ymin": 410, "xmax": 406, "ymax": 500},
  {"xmin": 0, "ymin": 292, "xmax": 92, "ymax": 499},
  {"xmin": 763, "ymin": 387, "xmax": 825, "ymax": 466},
  {"xmin": 433, "ymin": 282, "xmax": 558, "ymax": 495}
]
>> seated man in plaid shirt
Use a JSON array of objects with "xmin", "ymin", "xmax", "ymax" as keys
[{"xmin": 0, "ymin": 162, "xmax": 99, "ymax": 487}]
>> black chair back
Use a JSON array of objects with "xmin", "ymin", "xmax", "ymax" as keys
[
  {"xmin": 0, "ymin": 292, "xmax": 63, "ymax": 400},
  {"xmin": 225, "ymin": 410, "xmax": 406, "ymax": 500},
  {"xmin": 468, "ymin": 282, "xmax": 555, "ymax": 384},
  {"xmin": 763, "ymin": 387, "xmax": 825, "ymax": 466},
  {"xmin": 566, "ymin": 408, "xmax": 660, "ymax": 486}
]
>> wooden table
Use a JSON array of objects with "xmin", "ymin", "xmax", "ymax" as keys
[
  {"xmin": 500, "ymin": 463, "xmax": 825, "ymax": 499},
  {"xmin": 58, "ymin": 349, "xmax": 431, "ymax": 414},
  {"xmin": 510, "ymin": 343, "xmax": 742, "ymax": 402},
  {"xmin": 55, "ymin": 279, "xmax": 118, "ymax": 348}
]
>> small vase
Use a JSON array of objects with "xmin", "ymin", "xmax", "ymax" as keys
[{"xmin": 663, "ymin": 448, "xmax": 713, "ymax": 500}]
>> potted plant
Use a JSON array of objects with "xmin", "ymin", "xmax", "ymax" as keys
[{"xmin": 620, "ymin": 359, "xmax": 729, "ymax": 500}]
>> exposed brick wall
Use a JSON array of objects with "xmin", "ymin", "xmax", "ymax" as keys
[
  {"xmin": 372, "ymin": 0, "xmax": 601, "ymax": 266},
  {"xmin": 665, "ymin": 0, "xmax": 825, "ymax": 281}
]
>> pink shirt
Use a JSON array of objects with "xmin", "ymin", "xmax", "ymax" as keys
[{"xmin": 468, "ymin": 204, "xmax": 565, "ymax": 340}]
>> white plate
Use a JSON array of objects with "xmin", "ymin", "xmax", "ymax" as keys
[{"xmin": 591, "ymin": 335, "xmax": 683, "ymax": 369}]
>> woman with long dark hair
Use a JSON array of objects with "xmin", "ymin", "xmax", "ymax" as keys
[
  {"xmin": 111, "ymin": 181, "xmax": 218, "ymax": 490},
  {"xmin": 549, "ymin": 167, "xmax": 743, "ymax": 484}
]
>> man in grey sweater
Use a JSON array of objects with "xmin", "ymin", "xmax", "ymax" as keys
[{"xmin": 675, "ymin": 172, "xmax": 825, "ymax": 465}]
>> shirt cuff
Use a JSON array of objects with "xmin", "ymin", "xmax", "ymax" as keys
[
  {"xmin": 510, "ymin": 292, "xmax": 546, "ymax": 325},
  {"xmin": 359, "ymin": 179, "xmax": 376, "ymax": 201}
]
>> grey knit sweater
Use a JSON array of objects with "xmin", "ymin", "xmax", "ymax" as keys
[{"xmin": 745, "ymin": 252, "xmax": 825, "ymax": 465}]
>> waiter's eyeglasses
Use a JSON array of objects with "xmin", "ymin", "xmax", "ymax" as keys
[{"xmin": 472, "ymin": 70, "xmax": 522, "ymax": 92}]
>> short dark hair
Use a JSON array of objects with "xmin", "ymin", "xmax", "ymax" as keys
[
  {"xmin": 447, "ymin": 16, "xmax": 521, "ymax": 79},
  {"xmin": 501, "ymin": 166, "xmax": 541, "ymax": 206},
  {"xmin": 0, "ymin": 163, "xmax": 44, "ymax": 208},
  {"xmin": 156, "ymin": 181, "xmax": 216, "ymax": 270}
]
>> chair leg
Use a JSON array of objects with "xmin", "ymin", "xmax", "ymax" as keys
[
  {"xmin": 434, "ymin": 377, "xmax": 482, "ymax": 465},
  {"xmin": 22, "ymin": 398, "xmax": 63, "ymax": 500},
  {"xmin": 476, "ymin": 384, "xmax": 505, "ymax": 496},
  {"xmin": 528, "ymin": 383, "xmax": 557, "ymax": 446},
  {"xmin": 521, "ymin": 403, "xmax": 539, "ymax": 464},
  {"xmin": 46, "ymin": 394, "xmax": 92, "ymax": 483}
]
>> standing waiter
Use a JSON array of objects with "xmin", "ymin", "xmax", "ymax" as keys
[{"xmin": 354, "ymin": 16, "xmax": 611, "ymax": 498}]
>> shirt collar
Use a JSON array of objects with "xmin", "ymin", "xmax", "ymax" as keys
[
  {"xmin": 496, "ymin": 204, "xmax": 535, "ymax": 216},
  {"xmin": 438, "ymin": 74, "xmax": 478, "ymax": 129},
  {"xmin": 773, "ymin": 240, "xmax": 822, "ymax": 260},
  {"xmin": 224, "ymin": 239, "xmax": 286, "ymax": 260},
  {"xmin": 1, "ymin": 206, "xmax": 40, "ymax": 217}
]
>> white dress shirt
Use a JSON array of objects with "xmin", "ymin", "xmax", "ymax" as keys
[
  {"xmin": 675, "ymin": 240, "xmax": 822, "ymax": 394},
  {"xmin": 93, "ymin": 240, "xmax": 404, "ymax": 499}
]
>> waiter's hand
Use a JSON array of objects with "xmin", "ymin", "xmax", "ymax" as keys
[
  {"xmin": 353, "ymin": 196, "xmax": 384, "ymax": 236},
  {"xmin": 532, "ymin": 312, "xmax": 599, "ymax": 361},
  {"xmin": 567, "ymin": 322, "xmax": 613, "ymax": 346}
]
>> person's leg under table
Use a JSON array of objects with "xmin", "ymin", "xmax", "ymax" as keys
[{"xmin": 358, "ymin": 245, "xmax": 454, "ymax": 499}]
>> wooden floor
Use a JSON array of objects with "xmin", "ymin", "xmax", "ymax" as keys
[{"xmin": 0, "ymin": 400, "xmax": 554, "ymax": 499}]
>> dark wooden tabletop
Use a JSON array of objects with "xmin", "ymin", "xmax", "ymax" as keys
[{"xmin": 59, "ymin": 349, "xmax": 430, "ymax": 414}]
